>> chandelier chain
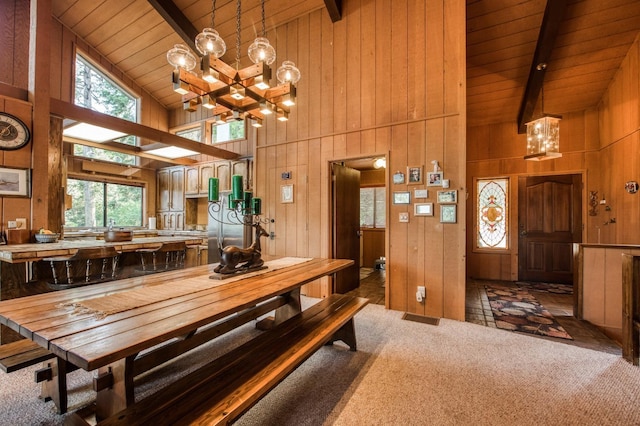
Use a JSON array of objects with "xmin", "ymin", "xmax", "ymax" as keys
[
  {"xmin": 235, "ymin": 0, "xmax": 241, "ymax": 68},
  {"xmin": 211, "ymin": 0, "xmax": 216, "ymax": 29},
  {"xmin": 261, "ymin": 0, "xmax": 266, "ymax": 36}
]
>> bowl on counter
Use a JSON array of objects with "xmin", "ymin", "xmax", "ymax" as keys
[
  {"xmin": 34, "ymin": 233, "xmax": 60, "ymax": 243},
  {"xmin": 104, "ymin": 230, "xmax": 133, "ymax": 242}
]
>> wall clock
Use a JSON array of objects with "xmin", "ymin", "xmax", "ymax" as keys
[{"xmin": 0, "ymin": 112, "xmax": 30, "ymax": 150}]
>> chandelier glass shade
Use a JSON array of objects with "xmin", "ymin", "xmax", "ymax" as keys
[
  {"xmin": 168, "ymin": 0, "xmax": 299, "ymax": 125},
  {"xmin": 248, "ymin": 37, "xmax": 276, "ymax": 65},
  {"xmin": 195, "ymin": 28, "xmax": 226, "ymax": 58},
  {"xmin": 525, "ymin": 114, "xmax": 562, "ymax": 161}
]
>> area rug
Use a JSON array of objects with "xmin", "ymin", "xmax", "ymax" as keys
[
  {"xmin": 515, "ymin": 281, "xmax": 573, "ymax": 295},
  {"xmin": 485, "ymin": 284, "xmax": 573, "ymax": 340}
]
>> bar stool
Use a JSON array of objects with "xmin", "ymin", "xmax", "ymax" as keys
[
  {"xmin": 43, "ymin": 246, "xmax": 120, "ymax": 290},
  {"xmin": 135, "ymin": 241, "xmax": 187, "ymax": 274}
]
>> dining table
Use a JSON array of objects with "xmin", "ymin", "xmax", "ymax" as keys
[{"xmin": 0, "ymin": 257, "xmax": 353, "ymax": 420}]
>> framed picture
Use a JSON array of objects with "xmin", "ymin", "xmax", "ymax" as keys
[
  {"xmin": 440, "ymin": 205, "xmax": 457, "ymax": 223},
  {"xmin": 414, "ymin": 203, "xmax": 434, "ymax": 216},
  {"xmin": 414, "ymin": 189, "xmax": 428, "ymax": 199},
  {"xmin": 407, "ymin": 166, "xmax": 423, "ymax": 185},
  {"xmin": 393, "ymin": 191, "xmax": 411, "ymax": 204},
  {"xmin": 281, "ymin": 184, "xmax": 294, "ymax": 203},
  {"xmin": 0, "ymin": 166, "xmax": 31, "ymax": 198},
  {"xmin": 437, "ymin": 190, "xmax": 457, "ymax": 204},
  {"xmin": 393, "ymin": 171, "xmax": 405, "ymax": 185},
  {"xmin": 427, "ymin": 171, "xmax": 443, "ymax": 187}
]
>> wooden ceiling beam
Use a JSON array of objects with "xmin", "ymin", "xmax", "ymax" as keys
[
  {"xmin": 50, "ymin": 98, "xmax": 240, "ymax": 160},
  {"xmin": 324, "ymin": 0, "xmax": 342, "ymax": 22},
  {"xmin": 147, "ymin": 0, "xmax": 199, "ymax": 53},
  {"xmin": 63, "ymin": 136, "xmax": 197, "ymax": 166},
  {"xmin": 516, "ymin": 0, "xmax": 568, "ymax": 134}
]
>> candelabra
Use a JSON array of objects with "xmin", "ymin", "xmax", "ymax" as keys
[{"xmin": 207, "ymin": 175, "xmax": 271, "ymax": 277}]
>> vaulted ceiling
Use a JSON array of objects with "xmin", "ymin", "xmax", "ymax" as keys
[{"xmin": 52, "ymin": 0, "xmax": 640, "ymax": 129}]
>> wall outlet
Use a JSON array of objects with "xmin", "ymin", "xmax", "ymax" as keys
[
  {"xmin": 7, "ymin": 220, "xmax": 17, "ymax": 229},
  {"xmin": 416, "ymin": 286, "xmax": 426, "ymax": 302}
]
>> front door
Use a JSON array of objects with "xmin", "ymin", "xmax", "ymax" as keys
[
  {"xmin": 332, "ymin": 163, "xmax": 361, "ymax": 293},
  {"xmin": 518, "ymin": 174, "xmax": 582, "ymax": 283}
]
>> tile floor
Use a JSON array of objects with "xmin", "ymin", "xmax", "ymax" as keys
[
  {"xmin": 466, "ymin": 278, "xmax": 621, "ymax": 355},
  {"xmin": 351, "ymin": 269, "xmax": 622, "ymax": 355}
]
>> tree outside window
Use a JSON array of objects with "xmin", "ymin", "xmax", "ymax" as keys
[
  {"xmin": 211, "ymin": 121, "xmax": 245, "ymax": 143},
  {"xmin": 74, "ymin": 54, "xmax": 138, "ymax": 165},
  {"xmin": 65, "ymin": 179, "xmax": 143, "ymax": 228},
  {"xmin": 360, "ymin": 187, "xmax": 386, "ymax": 228}
]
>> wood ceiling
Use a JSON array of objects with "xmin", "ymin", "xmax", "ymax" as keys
[{"xmin": 52, "ymin": 0, "xmax": 640, "ymax": 129}]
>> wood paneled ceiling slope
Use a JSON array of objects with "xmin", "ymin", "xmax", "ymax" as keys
[{"xmin": 53, "ymin": 0, "xmax": 640, "ymax": 133}]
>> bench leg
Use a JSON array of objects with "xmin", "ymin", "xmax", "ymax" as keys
[
  {"xmin": 326, "ymin": 318, "xmax": 358, "ymax": 351},
  {"xmin": 95, "ymin": 356, "xmax": 135, "ymax": 421},
  {"xmin": 39, "ymin": 357, "xmax": 68, "ymax": 414}
]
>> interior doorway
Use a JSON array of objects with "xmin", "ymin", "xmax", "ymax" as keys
[
  {"xmin": 517, "ymin": 174, "xmax": 582, "ymax": 284},
  {"xmin": 331, "ymin": 156, "xmax": 387, "ymax": 305}
]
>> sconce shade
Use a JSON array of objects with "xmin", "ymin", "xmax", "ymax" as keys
[{"xmin": 525, "ymin": 114, "xmax": 562, "ymax": 161}]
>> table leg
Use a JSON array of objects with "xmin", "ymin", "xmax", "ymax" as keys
[
  {"xmin": 257, "ymin": 288, "xmax": 302, "ymax": 330},
  {"xmin": 39, "ymin": 356, "xmax": 68, "ymax": 414},
  {"xmin": 94, "ymin": 356, "xmax": 135, "ymax": 421}
]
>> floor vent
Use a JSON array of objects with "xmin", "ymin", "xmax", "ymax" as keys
[{"xmin": 402, "ymin": 313, "xmax": 440, "ymax": 326}]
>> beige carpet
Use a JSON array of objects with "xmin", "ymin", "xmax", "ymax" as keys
[{"xmin": 1, "ymin": 298, "xmax": 640, "ymax": 425}]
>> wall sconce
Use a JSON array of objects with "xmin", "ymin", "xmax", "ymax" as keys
[{"xmin": 589, "ymin": 191, "xmax": 598, "ymax": 216}]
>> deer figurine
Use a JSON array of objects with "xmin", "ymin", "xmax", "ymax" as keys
[{"xmin": 214, "ymin": 223, "xmax": 269, "ymax": 274}]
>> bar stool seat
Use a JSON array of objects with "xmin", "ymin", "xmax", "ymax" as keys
[
  {"xmin": 43, "ymin": 246, "xmax": 120, "ymax": 290},
  {"xmin": 135, "ymin": 241, "xmax": 187, "ymax": 274}
]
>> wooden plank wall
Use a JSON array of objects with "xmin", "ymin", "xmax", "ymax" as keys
[
  {"xmin": 466, "ymin": 34, "xmax": 640, "ymax": 281},
  {"xmin": 244, "ymin": 0, "xmax": 466, "ymax": 319}
]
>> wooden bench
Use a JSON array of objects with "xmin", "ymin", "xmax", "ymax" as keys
[
  {"xmin": 43, "ymin": 246, "xmax": 120, "ymax": 290},
  {"xmin": 0, "ymin": 339, "xmax": 75, "ymax": 414},
  {"xmin": 0, "ymin": 339, "xmax": 55, "ymax": 373},
  {"xmin": 85, "ymin": 294, "xmax": 368, "ymax": 425}
]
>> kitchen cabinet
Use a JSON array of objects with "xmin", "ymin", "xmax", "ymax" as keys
[
  {"xmin": 185, "ymin": 162, "xmax": 214, "ymax": 197},
  {"xmin": 157, "ymin": 166, "xmax": 185, "ymax": 230}
]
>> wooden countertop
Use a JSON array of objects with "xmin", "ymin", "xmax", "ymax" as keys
[{"xmin": 0, "ymin": 236, "xmax": 205, "ymax": 263}]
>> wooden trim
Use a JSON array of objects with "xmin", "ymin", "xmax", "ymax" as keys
[
  {"xmin": 0, "ymin": 83, "xmax": 29, "ymax": 102},
  {"xmin": 50, "ymin": 99, "xmax": 240, "ymax": 160}
]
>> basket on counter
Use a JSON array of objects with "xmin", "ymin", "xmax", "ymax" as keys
[{"xmin": 34, "ymin": 233, "xmax": 60, "ymax": 243}]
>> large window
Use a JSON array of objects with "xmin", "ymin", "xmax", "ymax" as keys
[
  {"xmin": 65, "ymin": 179, "xmax": 143, "ymax": 228},
  {"xmin": 74, "ymin": 54, "xmax": 138, "ymax": 165},
  {"xmin": 360, "ymin": 187, "xmax": 386, "ymax": 228},
  {"xmin": 476, "ymin": 178, "xmax": 508, "ymax": 249},
  {"xmin": 211, "ymin": 121, "xmax": 245, "ymax": 143}
]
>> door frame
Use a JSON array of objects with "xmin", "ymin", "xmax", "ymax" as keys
[{"xmin": 329, "ymin": 154, "xmax": 389, "ymax": 304}]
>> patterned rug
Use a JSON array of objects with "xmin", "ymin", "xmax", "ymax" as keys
[
  {"xmin": 485, "ymin": 284, "xmax": 573, "ymax": 340},
  {"xmin": 515, "ymin": 281, "xmax": 573, "ymax": 295}
]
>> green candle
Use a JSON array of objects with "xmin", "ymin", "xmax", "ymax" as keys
[
  {"xmin": 208, "ymin": 177, "xmax": 219, "ymax": 201},
  {"xmin": 243, "ymin": 191, "xmax": 252, "ymax": 210},
  {"xmin": 232, "ymin": 175, "xmax": 243, "ymax": 201},
  {"xmin": 228, "ymin": 192, "xmax": 237, "ymax": 209},
  {"xmin": 252, "ymin": 197, "xmax": 262, "ymax": 215}
]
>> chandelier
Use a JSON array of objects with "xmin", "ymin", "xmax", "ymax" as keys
[
  {"xmin": 525, "ymin": 63, "xmax": 562, "ymax": 161},
  {"xmin": 166, "ymin": 0, "xmax": 300, "ymax": 128}
]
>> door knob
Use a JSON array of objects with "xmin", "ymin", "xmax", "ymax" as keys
[{"xmin": 520, "ymin": 230, "xmax": 527, "ymax": 236}]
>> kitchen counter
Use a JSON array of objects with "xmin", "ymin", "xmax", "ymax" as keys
[{"xmin": 0, "ymin": 236, "xmax": 205, "ymax": 264}]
